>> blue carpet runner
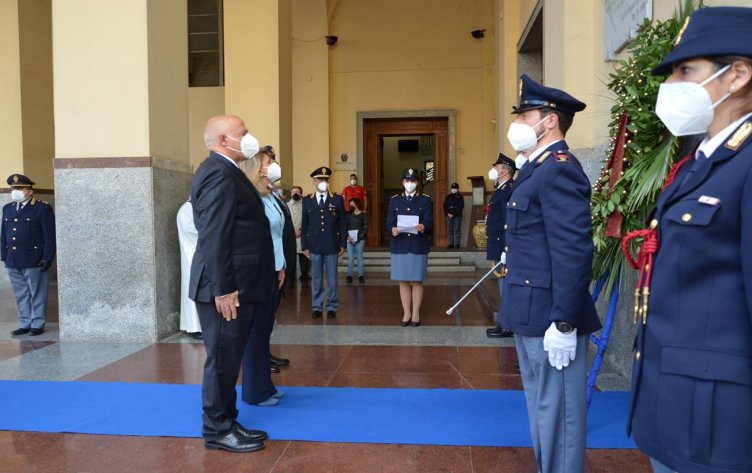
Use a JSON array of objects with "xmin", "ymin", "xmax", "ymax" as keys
[{"xmin": 0, "ymin": 381, "xmax": 635, "ymax": 448}]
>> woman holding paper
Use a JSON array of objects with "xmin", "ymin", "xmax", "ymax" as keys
[
  {"xmin": 387, "ymin": 168, "xmax": 433, "ymax": 327},
  {"xmin": 345, "ymin": 197, "xmax": 368, "ymax": 283}
]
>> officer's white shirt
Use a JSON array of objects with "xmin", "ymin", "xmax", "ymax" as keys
[
  {"xmin": 215, "ymin": 151, "xmax": 239, "ymax": 168},
  {"xmin": 697, "ymin": 112, "xmax": 752, "ymax": 159},
  {"xmin": 528, "ymin": 139, "xmax": 563, "ymax": 163}
]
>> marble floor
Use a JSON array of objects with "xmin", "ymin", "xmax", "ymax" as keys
[{"xmin": 0, "ymin": 271, "xmax": 650, "ymax": 473}]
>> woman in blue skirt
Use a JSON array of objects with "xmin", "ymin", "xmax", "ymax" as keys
[{"xmin": 387, "ymin": 168, "xmax": 433, "ymax": 326}]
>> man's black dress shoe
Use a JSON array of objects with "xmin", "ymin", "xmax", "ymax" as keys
[
  {"xmin": 204, "ymin": 430, "xmax": 264, "ymax": 453},
  {"xmin": 188, "ymin": 332, "xmax": 203, "ymax": 340},
  {"xmin": 358, "ymin": 276, "xmax": 365, "ymax": 284},
  {"xmin": 327, "ymin": 310, "xmax": 336, "ymax": 318},
  {"xmin": 29, "ymin": 328, "xmax": 44, "ymax": 336},
  {"xmin": 269, "ymin": 365, "xmax": 280, "ymax": 373},
  {"xmin": 346, "ymin": 276, "xmax": 353, "ymax": 283},
  {"xmin": 270, "ymin": 355, "xmax": 289, "ymax": 367},
  {"xmin": 302, "ymin": 281, "xmax": 309, "ymax": 288},
  {"xmin": 312, "ymin": 310, "xmax": 322, "ymax": 318},
  {"xmin": 11, "ymin": 328, "xmax": 30, "ymax": 336},
  {"xmin": 486, "ymin": 326, "xmax": 514, "ymax": 338},
  {"xmin": 233, "ymin": 422, "xmax": 268, "ymax": 442}
]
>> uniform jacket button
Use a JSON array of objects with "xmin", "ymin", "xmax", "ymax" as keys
[
  {"xmin": 511, "ymin": 202, "xmax": 517, "ymax": 207},
  {"xmin": 525, "ymin": 280, "xmax": 530, "ymax": 285},
  {"xmin": 681, "ymin": 213, "xmax": 692, "ymax": 222},
  {"xmin": 649, "ymin": 219, "xmax": 658, "ymax": 229},
  {"xmin": 635, "ymin": 351, "xmax": 641, "ymax": 361}
]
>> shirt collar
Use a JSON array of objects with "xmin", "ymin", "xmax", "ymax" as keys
[
  {"xmin": 697, "ymin": 112, "xmax": 752, "ymax": 159},
  {"xmin": 405, "ymin": 191, "xmax": 416, "ymax": 198},
  {"xmin": 496, "ymin": 177, "xmax": 510, "ymax": 189},
  {"xmin": 215, "ymin": 151, "xmax": 240, "ymax": 168},
  {"xmin": 528, "ymin": 139, "xmax": 562, "ymax": 163}
]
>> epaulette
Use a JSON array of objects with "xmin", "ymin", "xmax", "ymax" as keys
[
  {"xmin": 421, "ymin": 193, "xmax": 431, "ymax": 198},
  {"xmin": 555, "ymin": 150, "xmax": 571, "ymax": 163},
  {"xmin": 30, "ymin": 196, "xmax": 37, "ymax": 205},
  {"xmin": 535, "ymin": 151, "xmax": 551, "ymax": 166},
  {"xmin": 725, "ymin": 120, "xmax": 752, "ymax": 150},
  {"xmin": 391, "ymin": 194, "xmax": 399, "ymax": 199}
]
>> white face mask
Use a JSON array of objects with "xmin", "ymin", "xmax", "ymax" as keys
[
  {"xmin": 515, "ymin": 154, "xmax": 528, "ymax": 169},
  {"xmin": 10, "ymin": 189, "xmax": 26, "ymax": 203},
  {"xmin": 655, "ymin": 65, "xmax": 731, "ymax": 136},
  {"xmin": 450, "ymin": 188, "xmax": 458, "ymax": 194},
  {"xmin": 317, "ymin": 181, "xmax": 329, "ymax": 193},
  {"xmin": 404, "ymin": 182, "xmax": 417, "ymax": 193},
  {"xmin": 350, "ymin": 179, "xmax": 357, "ymax": 186},
  {"xmin": 488, "ymin": 168, "xmax": 499, "ymax": 181},
  {"xmin": 506, "ymin": 116, "xmax": 550, "ymax": 152},
  {"xmin": 266, "ymin": 162, "xmax": 282, "ymax": 182},
  {"xmin": 227, "ymin": 133, "xmax": 260, "ymax": 159}
]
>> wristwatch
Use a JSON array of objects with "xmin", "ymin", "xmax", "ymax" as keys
[{"xmin": 555, "ymin": 321, "xmax": 575, "ymax": 334}]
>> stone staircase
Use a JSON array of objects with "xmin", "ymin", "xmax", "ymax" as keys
[{"xmin": 337, "ymin": 250, "xmax": 477, "ymax": 273}]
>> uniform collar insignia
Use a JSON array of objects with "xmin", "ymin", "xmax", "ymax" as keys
[
  {"xmin": 535, "ymin": 151, "xmax": 552, "ymax": 166},
  {"xmin": 725, "ymin": 121, "xmax": 752, "ymax": 151}
]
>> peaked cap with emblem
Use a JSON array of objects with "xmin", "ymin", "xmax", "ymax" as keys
[
  {"xmin": 512, "ymin": 74, "xmax": 586, "ymax": 116},
  {"xmin": 401, "ymin": 168, "xmax": 420, "ymax": 180},
  {"xmin": 653, "ymin": 7, "xmax": 752, "ymax": 75},
  {"xmin": 493, "ymin": 153, "xmax": 516, "ymax": 168},
  {"xmin": 310, "ymin": 166, "xmax": 333, "ymax": 179},
  {"xmin": 7, "ymin": 174, "xmax": 34, "ymax": 188}
]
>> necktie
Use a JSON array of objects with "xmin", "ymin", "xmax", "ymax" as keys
[
  {"xmin": 680, "ymin": 151, "xmax": 707, "ymax": 188},
  {"xmin": 319, "ymin": 195, "xmax": 325, "ymax": 208}
]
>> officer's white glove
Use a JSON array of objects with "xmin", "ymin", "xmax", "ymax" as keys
[
  {"xmin": 543, "ymin": 322, "xmax": 577, "ymax": 370},
  {"xmin": 499, "ymin": 252, "xmax": 506, "ymax": 265}
]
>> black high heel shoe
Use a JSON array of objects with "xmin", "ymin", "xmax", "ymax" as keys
[
  {"xmin": 400, "ymin": 319, "xmax": 411, "ymax": 327},
  {"xmin": 410, "ymin": 321, "xmax": 420, "ymax": 327}
]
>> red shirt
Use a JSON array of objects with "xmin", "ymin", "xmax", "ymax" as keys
[{"xmin": 342, "ymin": 185, "xmax": 367, "ymax": 212}]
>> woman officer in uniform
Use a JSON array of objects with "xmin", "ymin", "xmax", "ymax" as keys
[{"xmin": 625, "ymin": 7, "xmax": 752, "ymax": 473}]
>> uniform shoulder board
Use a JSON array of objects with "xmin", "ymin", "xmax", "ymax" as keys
[
  {"xmin": 305, "ymin": 193, "xmax": 313, "ymax": 198},
  {"xmin": 391, "ymin": 194, "xmax": 400, "ymax": 199},
  {"xmin": 725, "ymin": 121, "xmax": 752, "ymax": 150},
  {"xmin": 555, "ymin": 150, "xmax": 571, "ymax": 163},
  {"xmin": 535, "ymin": 151, "xmax": 552, "ymax": 166},
  {"xmin": 422, "ymin": 193, "xmax": 431, "ymax": 198}
]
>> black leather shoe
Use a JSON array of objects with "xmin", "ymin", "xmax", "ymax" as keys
[
  {"xmin": 188, "ymin": 332, "xmax": 203, "ymax": 340},
  {"xmin": 327, "ymin": 310, "xmax": 336, "ymax": 318},
  {"xmin": 270, "ymin": 355, "xmax": 289, "ymax": 367},
  {"xmin": 302, "ymin": 281, "xmax": 309, "ymax": 288},
  {"xmin": 346, "ymin": 276, "xmax": 353, "ymax": 283},
  {"xmin": 29, "ymin": 328, "xmax": 44, "ymax": 336},
  {"xmin": 312, "ymin": 310, "xmax": 322, "ymax": 318},
  {"xmin": 233, "ymin": 422, "xmax": 268, "ymax": 442},
  {"xmin": 486, "ymin": 326, "xmax": 514, "ymax": 338},
  {"xmin": 10, "ymin": 328, "xmax": 30, "ymax": 336},
  {"xmin": 204, "ymin": 430, "xmax": 264, "ymax": 453},
  {"xmin": 410, "ymin": 321, "xmax": 421, "ymax": 327},
  {"xmin": 269, "ymin": 365, "xmax": 280, "ymax": 373},
  {"xmin": 358, "ymin": 276, "xmax": 365, "ymax": 284}
]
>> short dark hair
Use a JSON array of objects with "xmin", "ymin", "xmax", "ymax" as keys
[
  {"xmin": 539, "ymin": 107, "xmax": 574, "ymax": 135},
  {"xmin": 350, "ymin": 173, "xmax": 358, "ymax": 179},
  {"xmin": 350, "ymin": 197, "xmax": 361, "ymax": 208}
]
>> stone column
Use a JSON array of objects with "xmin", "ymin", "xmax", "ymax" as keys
[{"xmin": 52, "ymin": 0, "xmax": 191, "ymax": 342}]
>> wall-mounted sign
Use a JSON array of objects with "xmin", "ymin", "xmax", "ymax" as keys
[
  {"xmin": 605, "ymin": 0, "xmax": 652, "ymax": 61},
  {"xmin": 332, "ymin": 152, "xmax": 357, "ymax": 171}
]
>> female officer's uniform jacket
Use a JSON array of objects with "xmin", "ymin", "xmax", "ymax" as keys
[{"xmin": 386, "ymin": 192, "xmax": 433, "ymax": 255}]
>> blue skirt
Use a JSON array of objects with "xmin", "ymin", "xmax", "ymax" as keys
[{"xmin": 390, "ymin": 253, "xmax": 428, "ymax": 282}]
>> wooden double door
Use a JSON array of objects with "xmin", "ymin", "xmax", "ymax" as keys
[{"xmin": 363, "ymin": 117, "xmax": 449, "ymax": 247}]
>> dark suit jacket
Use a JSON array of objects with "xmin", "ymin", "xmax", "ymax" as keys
[{"xmin": 189, "ymin": 152, "xmax": 275, "ymax": 304}]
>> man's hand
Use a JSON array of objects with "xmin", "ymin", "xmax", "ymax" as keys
[
  {"xmin": 447, "ymin": 213, "xmax": 454, "ymax": 219},
  {"xmin": 295, "ymin": 229, "xmax": 302, "ymax": 238},
  {"xmin": 392, "ymin": 227, "xmax": 400, "ymax": 237},
  {"xmin": 543, "ymin": 322, "xmax": 577, "ymax": 370},
  {"xmin": 214, "ymin": 291, "xmax": 239, "ymax": 321},
  {"xmin": 303, "ymin": 250, "xmax": 311, "ymax": 259},
  {"xmin": 38, "ymin": 260, "xmax": 52, "ymax": 272},
  {"xmin": 277, "ymin": 269, "xmax": 285, "ymax": 289},
  {"xmin": 339, "ymin": 246, "xmax": 346, "ymax": 256},
  {"xmin": 347, "ymin": 237, "xmax": 356, "ymax": 243}
]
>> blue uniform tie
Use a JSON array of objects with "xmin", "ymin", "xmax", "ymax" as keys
[{"xmin": 319, "ymin": 195, "xmax": 325, "ymax": 208}]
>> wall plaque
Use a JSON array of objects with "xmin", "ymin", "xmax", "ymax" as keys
[{"xmin": 605, "ymin": 0, "xmax": 652, "ymax": 60}]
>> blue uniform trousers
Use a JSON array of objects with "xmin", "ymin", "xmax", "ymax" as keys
[
  {"xmin": 311, "ymin": 253, "xmax": 339, "ymax": 311},
  {"xmin": 447, "ymin": 216, "xmax": 461, "ymax": 246},
  {"xmin": 515, "ymin": 334, "xmax": 588, "ymax": 473},
  {"xmin": 650, "ymin": 459, "xmax": 675, "ymax": 473},
  {"xmin": 495, "ymin": 278, "xmax": 504, "ymax": 329},
  {"xmin": 7, "ymin": 266, "xmax": 48, "ymax": 329}
]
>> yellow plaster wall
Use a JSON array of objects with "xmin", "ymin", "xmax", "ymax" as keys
[
  {"xmin": 18, "ymin": 0, "xmax": 54, "ymax": 188},
  {"xmin": 327, "ymin": 0, "xmax": 497, "ymax": 193},
  {"xmin": 53, "ymin": 0, "xmax": 150, "ymax": 158},
  {"xmin": 0, "ymin": 0, "xmax": 24, "ymax": 182},
  {"xmin": 188, "ymin": 87, "xmax": 226, "ymax": 170},
  {"xmin": 147, "ymin": 0, "xmax": 189, "ymax": 163},
  {"xmin": 291, "ymin": 0, "xmax": 329, "ymax": 195},
  {"xmin": 223, "ymin": 0, "xmax": 281, "ymax": 149}
]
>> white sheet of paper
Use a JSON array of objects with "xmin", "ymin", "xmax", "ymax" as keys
[
  {"xmin": 348, "ymin": 230, "xmax": 359, "ymax": 241},
  {"xmin": 397, "ymin": 215, "xmax": 419, "ymax": 234}
]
